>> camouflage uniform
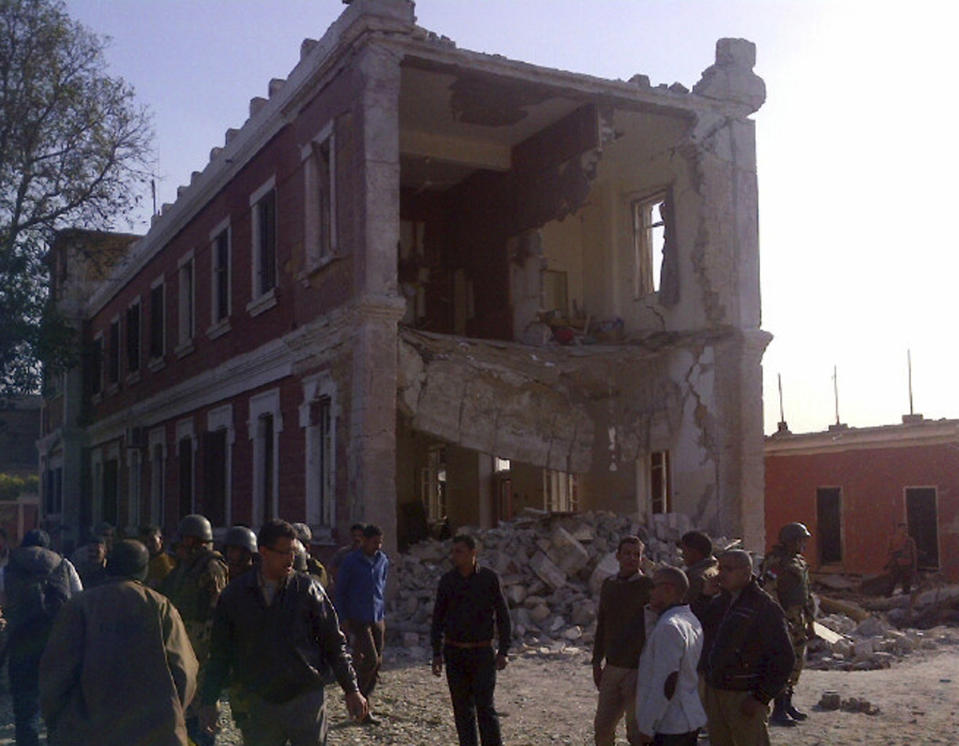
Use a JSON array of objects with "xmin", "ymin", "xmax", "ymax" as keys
[
  {"xmin": 761, "ymin": 544, "xmax": 813, "ymax": 687},
  {"xmin": 159, "ymin": 546, "xmax": 228, "ymax": 740}
]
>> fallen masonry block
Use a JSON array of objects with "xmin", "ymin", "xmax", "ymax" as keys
[
  {"xmin": 529, "ymin": 550, "xmax": 567, "ymax": 590},
  {"xmin": 818, "ymin": 691, "xmax": 841, "ymax": 710}
]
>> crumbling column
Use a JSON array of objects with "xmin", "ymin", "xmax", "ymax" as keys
[{"xmin": 347, "ymin": 42, "xmax": 405, "ymax": 551}]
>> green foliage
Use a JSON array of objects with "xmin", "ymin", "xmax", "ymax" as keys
[
  {"xmin": 0, "ymin": 0, "xmax": 153, "ymax": 395},
  {"xmin": 0, "ymin": 473, "xmax": 39, "ymax": 501}
]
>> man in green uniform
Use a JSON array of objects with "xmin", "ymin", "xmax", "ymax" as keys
[
  {"xmin": 159, "ymin": 514, "xmax": 229, "ymax": 746},
  {"xmin": 761, "ymin": 522, "xmax": 814, "ymax": 727}
]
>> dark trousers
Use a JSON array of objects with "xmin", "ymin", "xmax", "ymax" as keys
[
  {"xmin": 653, "ymin": 731, "xmax": 700, "ymax": 745},
  {"xmin": 350, "ymin": 620, "xmax": 385, "ymax": 699},
  {"xmin": 9, "ymin": 653, "xmax": 41, "ymax": 746},
  {"xmin": 444, "ymin": 646, "xmax": 502, "ymax": 746}
]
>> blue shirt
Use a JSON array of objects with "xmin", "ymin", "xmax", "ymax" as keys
[{"xmin": 334, "ymin": 549, "xmax": 389, "ymax": 623}]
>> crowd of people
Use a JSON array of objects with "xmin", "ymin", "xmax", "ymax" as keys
[{"xmin": 0, "ymin": 515, "xmax": 820, "ymax": 746}]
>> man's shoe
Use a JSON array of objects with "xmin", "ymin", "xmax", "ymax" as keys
[
  {"xmin": 770, "ymin": 696, "xmax": 797, "ymax": 727},
  {"xmin": 361, "ymin": 713, "xmax": 381, "ymax": 726},
  {"xmin": 785, "ymin": 693, "xmax": 808, "ymax": 721}
]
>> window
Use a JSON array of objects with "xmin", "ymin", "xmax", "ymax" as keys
[
  {"xmin": 249, "ymin": 389, "xmax": 281, "ymax": 528},
  {"xmin": 43, "ymin": 466, "xmax": 63, "ymax": 515},
  {"xmin": 126, "ymin": 300, "xmax": 141, "ymax": 374},
  {"xmin": 102, "ymin": 457, "xmax": 119, "ymax": 526},
  {"xmin": 650, "ymin": 450, "xmax": 671, "ymax": 514},
  {"xmin": 90, "ymin": 335, "xmax": 103, "ymax": 395},
  {"xmin": 544, "ymin": 470, "xmax": 578, "ymax": 512},
  {"xmin": 250, "ymin": 177, "xmax": 277, "ymax": 303},
  {"xmin": 543, "ymin": 270, "xmax": 569, "ymax": 316},
  {"xmin": 301, "ymin": 379, "xmax": 335, "ymax": 532},
  {"xmin": 210, "ymin": 220, "xmax": 231, "ymax": 327},
  {"xmin": 816, "ymin": 487, "xmax": 842, "ymax": 563},
  {"xmin": 149, "ymin": 280, "xmax": 165, "ymax": 360},
  {"xmin": 108, "ymin": 318, "xmax": 120, "ymax": 385},
  {"xmin": 303, "ymin": 129, "xmax": 335, "ymax": 271},
  {"xmin": 422, "ymin": 445, "xmax": 446, "ymax": 523},
  {"xmin": 906, "ymin": 487, "xmax": 940, "ymax": 569},
  {"xmin": 127, "ymin": 448, "xmax": 142, "ymax": 528},
  {"xmin": 148, "ymin": 428, "xmax": 166, "ymax": 526},
  {"xmin": 176, "ymin": 420, "xmax": 195, "ymax": 519},
  {"xmin": 632, "ymin": 193, "xmax": 667, "ymax": 298},
  {"xmin": 177, "ymin": 253, "xmax": 195, "ymax": 352},
  {"xmin": 204, "ymin": 405, "xmax": 233, "ymax": 528}
]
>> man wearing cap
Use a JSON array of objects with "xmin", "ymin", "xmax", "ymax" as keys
[
  {"xmin": 760, "ymin": 522, "xmax": 815, "ymax": 726},
  {"xmin": 39, "ymin": 540, "xmax": 198, "ymax": 745},
  {"xmin": 71, "ymin": 530, "xmax": 108, "ymax": 588},
  {"xmin": 678, "ymin": 531, "xmax": 718, "ymax": 607},
  {"xmin": 159, "ymin": 514, "xmax": 228, "ymax": 746}
]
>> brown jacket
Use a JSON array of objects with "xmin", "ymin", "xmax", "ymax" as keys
[{"xmin": 39, "ymin": 578, "xmax": 198, "ymax": 746}]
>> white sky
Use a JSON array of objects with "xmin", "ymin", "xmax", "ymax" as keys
[{"xmin": 63, "ymin": 0, "xmax": 959, "ymax": 435}]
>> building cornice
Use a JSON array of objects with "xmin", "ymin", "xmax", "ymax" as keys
[{"xmin": 765, "ymin": 419, "xmax": 959, "ymax": 457}]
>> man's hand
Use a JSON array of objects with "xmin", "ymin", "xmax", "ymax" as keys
[
  {"xmin": 431, "ymin": 655, "xmax": 443, "ymax": 677},
  {"xmin": 740, "ymin": 695, "xmax": 764, "ymax": 718},
  {"xmin": 198, "ymin": 703, "xmax": 220, "ymax": 734},
  {"xmin": 638, "ymin": 732, "xmax": 654, "ymax": 745},
  {"xmin": 495, "ymin": 653, "xmax": 508, "ymax": 671},
  {"xmin": 345, "ymin": 690, "xmax": 369, "ymax": 722},
  {"xmin": 592, "ymin": 662, "xmax": 603, "ymax": 690}
]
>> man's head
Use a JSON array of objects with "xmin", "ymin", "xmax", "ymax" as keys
[
  {"xmin": 224, "ymin": 525, "xmax": 258, "ymax": 578},
  {"xmin": 650, "ymin": 566, "xmax": 690, "ymax": 612},
  {"xmin": 616, "ymin": 535, "xmax": 644, "ymax": 576},
  {"xmin": 350, "ymin": 523, "xmax": 365, "ymax": 548},
  {"xmin": 778, "ymin": 522, "xmax": 811, "ymax": 554},
  {"xmin": 717, "ymin": 549, "xmax": 753, "ymax": 593},
  {"xmin": 361, "ymin": 524, "xmax": 383, "ymax": 556},
  {"xmin": 679, "ymin": 531, "xmax": 713, "ymax": 567},
  {"xmin": 106, "ymin": 539, "xmax": 150, "ymax": 582},
  {"xmin": 138, "ymin": 525, "xmax": 163, "ymax": 556},
  {"xmin": 21, "ymin": 529, "xmax": 50, "ymax": 549},
  {"xmin": 450, "ymin": 534, "xmax": 477, "ymax": 573},
  {"xmin": 177, "ymin": 514, "xmax": 214, "ymax": 554},
  {"xmin": 94, "ymin": 521, "xmax": 116, "ymax": 550},
  {"xmin": 257, "ymin": 519, "xmax": 297, "ymax": 582},
  {"xmin": 292, "ymin": 522, "xmax": 313, "ymax": 549},
  {"xmin": 85, "ymin": 533, "xmax": 107, "ymax": 563}
]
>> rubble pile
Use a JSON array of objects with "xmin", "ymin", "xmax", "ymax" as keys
[
  {"xmin": 387, "ymin": 510, "xmax": 730, "ymax": 658},
  {"xmin": 809, "ymin": 613, "xmax": 943, "ymax": 671}
]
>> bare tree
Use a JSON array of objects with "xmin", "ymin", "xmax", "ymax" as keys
[{"xmin": 0, "ymin": 0, "xmax": 152, "ymax": 394}]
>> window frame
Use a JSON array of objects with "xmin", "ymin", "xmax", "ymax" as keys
[
  {"xmin": 631, "ymin": 190, "xmax": 668, "ymax": 299},
  {"xmin": 205, "ymin": 405, "xmax": 234, "ymax": 529},
  {"xmin": 301, "ymin": 122, "xmax": 337, "ymax": 276},
  {"xmin": 207, "ymin": 217, "xmax": 232, "ymax": 337},
  {"xmin": 299, "ymin": 374, "xmax": 337, "ymax": 538},
  {"xmin": 176, "ymin": 418, "xmax": 196, "ymax": 519},
  {"xmin": 248, "ymin": 176, "xmax": 278, "ymax": 316},
  {"xmin": 175, "ymin": 251, "xmax": 196, "ymax": 357},
  {"xmin": 148, "ymin": 427, "xmax": 166, "ymax": 527},
  {"xmin": 249, "ymin": 388, "xmax": 282, "ymax": 529},
  {"xmin": 148, "ymin": 275, "xmax": 166, "ymax": 370},
  {"xmin": 126, "ymin": 296, "xmax": 141, "ymax": 381},
  {"xmin": 107, "ymin": 315, "xmax": 121, "ymax": 390},
  {"xmin": 649, "ymin": 449, "xmax": 671, "ymax": 514},
  {"xmin": 90, "ymin": 331, "xmax": 104, "ymax": 399}
]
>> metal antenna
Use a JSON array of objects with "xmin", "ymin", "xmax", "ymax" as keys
[
  {"xmin": 908, "ymin": 349, "xmax": 914, "ymax": 416},
  {"xmin": 832, "ymin": 365, "xmax": 840, "ymax": 426}
]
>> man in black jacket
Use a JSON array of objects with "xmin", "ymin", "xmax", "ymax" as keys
[
  {"xmin": 693, "ymin": 550, "xmax": 794, "ymax": 746},
  {"xmin": 200, "ymin": 519, "xmax": 367, "ymax": 744},
  {"xmin": 431, "ymin": 534, "xmax": 511, "ymax": 746}
]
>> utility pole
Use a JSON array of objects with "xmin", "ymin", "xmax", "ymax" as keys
[
  {"xmin": 832, "ymin": 365, "xmax": 840, "ymax": 426},
  {"xmin": 908, "ymin": 349, "xmax": 914, "ymax": 417}
]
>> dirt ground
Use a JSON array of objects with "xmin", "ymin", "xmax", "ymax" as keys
[{"xmin": 1, "ymin": 643, "xmax": 956, "ymax": 745}]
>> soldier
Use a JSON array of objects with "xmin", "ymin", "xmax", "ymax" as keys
[
  {"xmin": 140, "ymin": 525, "xmax": 175, "ymax": 589},
  {"xmin": 223, "ymin": 525, "xmax": 258, "ymax": 582},
  {"xmin": 159, "ymin": 514, "xmax": 228, "ymax": 746},
  {"xmin": 678, "ymin": 531, "xmax": 718, "ymax": 606},
  {"xmin": 761, "ymin": 522, "xmax": 815, "ymax": 727},
  {"xmin": 293, "ymin": 522, "xmax": 330, "ymax": 588}
]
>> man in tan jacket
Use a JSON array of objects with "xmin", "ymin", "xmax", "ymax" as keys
[{"xmin": 39, "ymin": 540, "xmax": 198, "ymax": 746}]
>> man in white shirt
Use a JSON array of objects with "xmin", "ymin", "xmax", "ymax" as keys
[{"xmin": 635, "ymin": 567, "xmax": 707, "ymax": 745}]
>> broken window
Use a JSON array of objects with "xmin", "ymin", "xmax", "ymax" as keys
[
  {"xmin": 544, "ymin": 470, "xmax": 578, "ymax": 513},
  {"xmin": 421, "ymin": 446, "xmax": 447, "ymax": 522},
  {"xmin": 816, "ymin": 487, "xmax": 842, "ymax": 563},
  {"xmin": 632, "ymin": 194, "xmax": 667, "ymax": 298},
  {"xmin": 906, "ymin": 487, "xmax": 940, "ymax": 570},
  {"xmin": 650, "ymin": 450, "xmax": 671, "ymax": 514}
]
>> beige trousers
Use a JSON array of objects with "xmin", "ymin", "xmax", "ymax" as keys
[
  {"xmin": 703, "ymin": 685, "xmax": 770, "ymax": 746},
  {"xmin": 594, "ymin": 665, "xmax": 639, "ymax": 746}
]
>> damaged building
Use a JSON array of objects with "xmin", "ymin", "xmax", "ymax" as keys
[{"xmin": 37, "ymin": 0, "xmax": 770, "ymax": 553}]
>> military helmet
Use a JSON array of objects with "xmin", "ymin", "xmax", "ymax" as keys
[
  {"xmin": 292, "ymin": 522, "xmax": 312, "ymax": 544},
  {"xmin": 224, "ymin": 525, "xmax": 257, "ymax": 554},
  {"xmin": 779, "ymin": 522, "xmax": 812, "ymax": 544},
  {"xmin": 177, "ymin": 514, "xmax": 213, "ymax": 543}
]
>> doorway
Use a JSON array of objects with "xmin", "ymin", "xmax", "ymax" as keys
[{"xmin": 905, "ymin": 487, "xmax": 939, "ymax": 570}]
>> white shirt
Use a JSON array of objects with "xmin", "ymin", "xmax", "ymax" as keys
[{"xmin": 635, "ymin": 604, "xmax": 708, "ymax": 736}]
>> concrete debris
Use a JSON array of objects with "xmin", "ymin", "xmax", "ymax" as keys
[{"xmin": 387, "ymin": 509, "xmax": 734, "ymax": 657}]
